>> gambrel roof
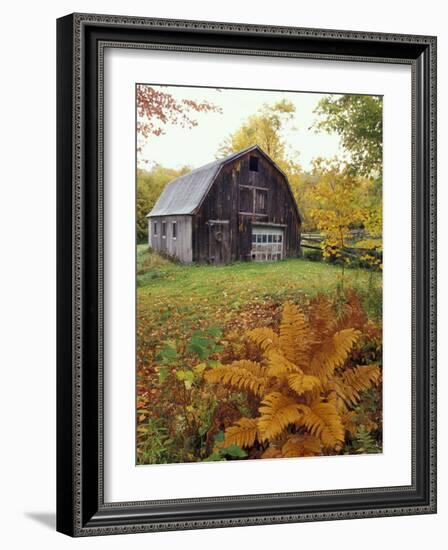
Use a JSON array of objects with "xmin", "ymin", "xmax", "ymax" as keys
[{"xmin": 147, "ymin": 145, "xmax": 301, "ymax": 221}]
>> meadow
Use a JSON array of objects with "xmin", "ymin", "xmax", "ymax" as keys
[
  {"xmin": 136, "ymin": 246, "xmax": 382, "ymax": 465},
  {"xmin": 137, "ymin": 245, "xmax": 381, "ymax": 326}
]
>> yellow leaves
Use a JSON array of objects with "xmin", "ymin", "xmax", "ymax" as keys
[
  {"xmin": 258, "ymin": 392, "xmax": 303, "ymax": 442},
  {"xmin": 266, "ymin": 350, "xmax": 302, "ymax": 378},
  {"xmin": 287, "ymin": 372, "xmax": 321, "ymax": 395},
  {"xmin": 247, "ymin": 327, "xmax": 279, "ymax": 353},
  {"xmin": 336, "ymin": 289, "xmax": 367, "ymax": 331},
  {"xmin": 329, "ymin": 329, "xmax": 361, "ymax": 366},
  {"xmin": 341, "ymin": 410, "xmax": 357, "ymax": 436},
  {"xmin": 339, "ymin": 364, "xmax": 381, "ymax": 406},
  {"xmin": 356, "ymin": 238, "xmax": 382, "ymax": 252},
  {"xmin": 279, "ymin": 302, "xmax": 310, "ymax": 367},
  {"xmin": 307, "ymin": 162, "xmax": 381, "ymax": 263},
  {"xmin": 362, "ymin": 206, "xmax": 383, "ymax": 238},
  {"xmin": 204, "ymin": 360, "xmax": 266, "ymax": 397},
  {"xmin": 258, "ymin": 395, "xmax": 345, "ymax": 452},
  {"xmin": 308, "ymin": 294, "xmax": 334, "ymax": 339},
  {"xmin": 261, "ymin": 447, "xmax": 282, "ymax": 459},
  {"xmin": 309, "ymin": 328, "xmax": 360, "ymax": 382},
  {"xmin": 281, "ymin": 435, "xmax": 322, "ymax": 457},
  {"xmin": 204, "ymin": 296, "xmax": 382, "ymax": 457},
  {"xmin": 297, "ymin": 401, "xmax": 345, "ymax": 450},
  {"xmin": 224, "ymin": 417, "xmax": 259, "ymax": 448},
  {"xmin": 324, "ymin": 382, "xmax": 349, "ymax": 415}
]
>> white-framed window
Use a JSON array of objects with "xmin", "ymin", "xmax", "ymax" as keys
[
  {"xmin": 251, "ymin": 226, "xmax": 284, "ymax": 261},
  {"xmin": 162, "ymin": 221, "xmax": 166, "ymax": 238},
  {"xmin": 153, "ymin": 221, "xmax": 158, "ymax": 236},
  {"xmin": 172, "ymin": 221, "xmax": 177, "ymax": 239}
]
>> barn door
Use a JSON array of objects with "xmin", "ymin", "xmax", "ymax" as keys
[
  {"xmin": 208, "ymin": 221, "xmax": 230, "ymax": 264},
  {"xmin": 251, "ymin": 226, "xmax": 284, "ymax": 261}
]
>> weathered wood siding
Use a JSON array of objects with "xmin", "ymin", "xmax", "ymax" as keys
[
  {"xmin": 193, "ymin": 150, "xmax": 301, "ymax": 263},
  {"xmin": 148, "ymin": 215, "xmax": 193, "ymax": 263}
]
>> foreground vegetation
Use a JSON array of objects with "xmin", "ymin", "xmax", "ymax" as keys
[{"xmin": 136, "ymin": 248, "xmax": 382, "ymax": 464}]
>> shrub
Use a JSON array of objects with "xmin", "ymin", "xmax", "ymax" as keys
[{"xmin": 204, "ymin": 292, "xmax": 381, "ymax": 459}]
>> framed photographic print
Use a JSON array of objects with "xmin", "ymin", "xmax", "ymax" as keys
[{"xmin": 56, "ymin": 13, "xmax": 437, "ymax": 536}]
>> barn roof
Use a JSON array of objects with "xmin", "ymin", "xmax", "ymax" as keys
[{"xmin": 146, "ymin": 145, "xmax": 299, "ymax": 219}]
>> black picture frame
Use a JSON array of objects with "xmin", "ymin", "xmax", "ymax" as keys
[{"xmin": 57, "ymin": 13, "xmax": 437, "ymax": 537}]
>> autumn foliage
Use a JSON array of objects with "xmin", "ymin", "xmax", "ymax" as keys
[
  {"xmin": 136, "ymin": 277, "xmax": 382, "ymax": 464},
  {"xmin": 136, "ymin": 85, "xmax": 221, "ymax": 152},
  {"xmin": 205, "ymin": 293, "xmax": 381, "ymax": 459},
  {"xmin": 135, "ymin": 89, "xmax": 383, "ymax": 464}
]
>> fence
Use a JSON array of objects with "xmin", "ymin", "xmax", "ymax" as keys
[{"xmin": 301, "ymin": 231, "xmax": 382, "ymax": 260}]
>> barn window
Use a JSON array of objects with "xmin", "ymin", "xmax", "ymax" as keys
[
  {"xmin": 251, "ymin": 226, "xmax": 284, "ymax": 261},
  {"xmin": 162, "ymin": 221, "xmax": 166, "ymax": 238},
  {"xmin": 153, "ymin": 222, "xmax": 158, "ymax": 236},
  {"xmin": 172, "ymin": 221, "xmax": 177, "ymax": 239},
  {"xmin": 239, "ymin": 185, "xmax": 269, "ymax": 215},
  {"xmin": 249, "ymin": 155, "xmax": 259, "ymax": 172}
]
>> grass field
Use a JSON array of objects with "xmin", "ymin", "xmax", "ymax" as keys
[
  {"xmin": 136, "ymin": 245, "xmax": 383, "ymax": 464},
  {"xmin": 137, "ymin": 244, "xmax": 382, "ymax": 349}
]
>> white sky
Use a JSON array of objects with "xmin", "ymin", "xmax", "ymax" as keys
[{"xmin": 137, "ymin": 85, "xmax": 346, "ymax": 171}]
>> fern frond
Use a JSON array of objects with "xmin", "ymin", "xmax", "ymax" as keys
[
  {"xmin": 279, "ymin": 302, "xmax": 311, "ymax": 368},
  {"xmin": 308, "ymin": 294, "xmax": 335, "ymax": 339},
  {"xmin": 261, "ymin": 447, "xmax": 282, "ymax": 459},
  {"xmin": 224, "ymin": 417, "xmax": 259, "ymax": 448},
  {"xmin": 205, "ymin": 293, "xmax": 381, "ymax": 458},
  {"xmin": 266, "ymin": 350, "xmax": 303, "ymax": 379},
  {"xmin": 335, "ymin": 289, "xmax": 368, "ymax": 331},
  {"xmin": 281, "ymin": 434, "xmax": 322, "ymax": 457},
  {"xmin": 325, "ymin": 385, "xmax": 349, "ymax": 414},
  {"xmin": 352, "ymin": 426, "xmax": 381, "ymax": 453},
  {"xmin": 258, "ymin": 392, "xmax": 303, "ymax": 442},
  {"xmin": 204, "ymin": 360, "xmax": 266, "ymax": 396},
  {"xmin": 247, "ymin": 327, "xmax": 279, "ymax": 354},
  {"xmin": 341, "ymin": 410, "xmax": 357, "ymax": 436},
  {"xmin": 309, "ymin": 328, "xmax": 360, "ymax": 382},
  {"xmin": 338, "ymin": 364, "xmax": 381, "ymax": 406},
  {"xmin": 287, "ymin": 372, "xmax": 321, "ymax": 396},
  {"xmin": 297, "ymin": 401, "xmax": 345, "ymax": 449}
]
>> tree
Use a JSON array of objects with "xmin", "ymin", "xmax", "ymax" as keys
[
  {"xmin": 313, "ymin": 95, "xmax": 383, "ymax": 178},
  {"xmin": 136, "ymin": 165, "xmax": 190, "ymax": 243},
  {"xmin": 136, "ymin": 86, "xmax": 222, "ymax": 241},
  {"xmin": 137, "ymin": 85, "xmax": 222, "ymax": 153},
  {"xmin": 309, "ymin": 159, "xmax": 364, "ymax": 262},
  {"xmin": 309, "ymin": 158, "xmax": 382, "ymax": 273},
  {"xmin": 287, "ymin": 168, "xmax": 320, "ymax": 231},
  {"xmin": 217, "ymin": 100, "xmax": 296, "ymax": 167}
]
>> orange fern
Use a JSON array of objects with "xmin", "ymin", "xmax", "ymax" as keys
[{"xmin": 205, "ymin": 296, "xmax": 381, "ymax": 459}]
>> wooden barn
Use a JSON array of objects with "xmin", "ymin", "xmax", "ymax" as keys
[{"xmin": 147, "ymin": 145, "xmax": 301, "ymax": 264}]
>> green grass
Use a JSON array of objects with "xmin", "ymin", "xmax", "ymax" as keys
[{"xmin": 137, "ymin": 246, "xmax": 382, "ymax": 345}]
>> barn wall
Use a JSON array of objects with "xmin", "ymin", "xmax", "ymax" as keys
[
  {"xmin": 194, "ymin": 150, "xmax": 301, "ymax": 263},
  {"xmin": 192, "ymin": 163, "xmax": 239, "ymax": 263},
  {"xmin": 148, "ymin": 215, "xmax": 193, "ymax": 263}
]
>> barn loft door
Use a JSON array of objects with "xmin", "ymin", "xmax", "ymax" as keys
[
  {"xmin": 208, "ymin": 221, "xmax": 230, "ymax": 264},
  {"xmin": 251, "ymin": 225, "xmax": 284, "ymax": 261}
]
